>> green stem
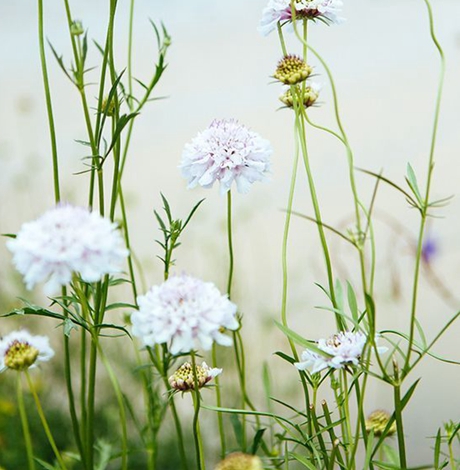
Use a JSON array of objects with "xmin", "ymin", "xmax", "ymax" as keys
[
  {"xmin": 394, "ymin": 384, "xmax": 408, "ymax": 469},
  {"xmin": 25, "ymin": 371, "xmax": 68, "ymax": 470},
  {"xmin": 226, "ymin": 190, "xmax": 234, "ymax": 296},
  {"xmin": 17, "ymin": 373, "xmax": 36, "ymax": 470},
  {"xmin": 38, "ymin": 0, "xmax": 60, "ymax": 203},
  {"xmin": 341, "ymin": 370, "xmax": 354, "ymax": 469},
  {"xmin": 98, "ymin": 344, "xmax": 128, "ymax": 470},
  {"xmin": 191, "ymin": 352, "xmax": 206, "ymax": 470},
  {"xmin": 405, "ymin": 0, "xmax": 445, "ymax": 373},
  {"xmin": 212, "ymin": 343, "xmax": 226, "ymax": 458},
  {"xmin": 86, "ymin": 336, "xmax": 98, "ymax": 469}
]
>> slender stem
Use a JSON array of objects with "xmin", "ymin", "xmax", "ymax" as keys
[
  {"xmin": 98, "ymin": 344, "xmax": 128, "ymax": 470},
  {"xmin": 394, "ymin": 384, "xmax": 408, "ymax": 469},
  {"xmin": 25, "ymin": 371, "xmax": 68, "ymax": 470},
  {"xmin": 341, "ymin": 370, "xmax": 354, "ymax": 469},
  {"xmin": 212, "ymin": 343, "xmax": 226, "ymax": 458},
  {"xmin": 226, "ymin": 190, "xmax": 234, "ymax": 296},
  {"xmin": 405, "ymin": 0, "xmax": 445, "ymax": 372},
  {"xmin": 17, "ymin": 373, "xmax": 36, "ymax": 470},
  {"xmin": 191, "ymin": 352, "xmax": 206, "ymax": 470},
  {"xmin": 86, "ymin": 335, "xmax": 98, "ymax": 469},
  {"xmin": 294, "ymin": 94, "xmax": 340, "ymax": 320},
  {"xmin": 38, "ymin": 0, "xmax": 60, "ymax": 202},
  {"xmin": 127, "ymin": 0, "xmax": 135, "ymax": 109}
]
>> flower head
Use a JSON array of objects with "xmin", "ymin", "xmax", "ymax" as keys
[
  {"xmin": 180, "ymin": 119, "xmax": 272, "ymax": 195},
  {"xmin": 131, "ymin": 274, "xmax": 239, "ymax": 354},
  {"xmin": 295, "ymin": 331, "xmax": 367, "ymax": 373},
  {"xmin": 274, "ymin": 55, "xmax": 312, "ymax": 85},
  {"xmin": 7, "ymin": 204, "xmax": 129, "ymax": 295},
  {"xmin": 215, "ymin": 453, "xmax": 263, "ymax": 470},
  {"xmin": 169, "ymin": 361, "xmax": 222, "ymax": 391},
  {"xmin": 365, "ymin": 410, "xmax": 396, "ymax": 437},
  {"xmin": 259, "ymin": 0, "xmax": 344, "ymax": 37},
  {"xmin": 0, "ymin": 330, "xmax": 54, "ymax": 372},
  {"xmin": 279, "ymin": 83, "xmax": 321, "ymax": 108}
]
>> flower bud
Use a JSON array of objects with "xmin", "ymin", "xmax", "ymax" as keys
[
  {"xmin": 279, "ymin": 84, "xmax": 320, "ymax": 109},
  {"xmin": 274, "ymin": 55, "xmax": 312, "ymax": 85},
  {"xmin": 70, "ymin": 20, "xmax": 84, "ymax": 36},
  {"xmin": 168, "ymin": 362, "xmax": 222, "ymax": 392},
  {"xmin": 4, "ymin": 340, "xmax": 39, "ymax": 371},
  {"xmin": 214, "ymin": 453, "xmax": 263, "ymax": 470},
  {"xmin": 365, "ymin": 410, "xmax": 396, "ymax": 437}
]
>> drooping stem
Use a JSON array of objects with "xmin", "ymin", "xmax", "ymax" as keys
[
  {"xmin": 25, "ymin": 371, "xmax": 68, "ymax": 470},
  {"xmin": 17, "ymin": 373, "xmax": 36, "ymax": 470}
]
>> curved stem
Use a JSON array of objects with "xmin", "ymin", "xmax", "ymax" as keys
[
  {"xmin": 25, "ymin": 371, "xmax": 68, "ymax": 470},
  {"xmin": 405, "ymin": 0, "xmax": 445, "ymax": 373},
  {"xmin": 17, "ymin": 373, "xmax": 36, "ymax": 470}
]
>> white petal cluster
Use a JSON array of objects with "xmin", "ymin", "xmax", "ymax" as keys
[
  {"xmin": 295, "ymin": 331, "xmax": 367, "ymax": 374},
  {"xmin": 7, "ymin": 204, "xmax": 129, "ymax": 295},
  {"xmin": 131, "ymin": 274, "xmax": 239, "ymax": 354},
  {"xmin": 180, "ymin": 119, "xmax": 272, "ymax": 195},
  {"xmin": 259, "ymin": 0, "xmax": 344, "ymax": 37},
  {"xmin": 0, "ymin": 330, "xmax": 54, "ymax": 372}
]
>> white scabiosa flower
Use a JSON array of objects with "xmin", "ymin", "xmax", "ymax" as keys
[
  {"xmin": 258, "ymin": 0, "xmax": 344, "ymax": 37},
  {"xmin": 295, "ymin": 331, "xmax": 367, "ymax": 373},
  {"xmin": 180, "ymin": 119, "xmax": 272, "ymax": 195},
  {"xmin": 0, "ymin": 330, "xmax": 54, "ymax": 372},
  {"xmin": 168, "ymin": 361, "xmax": 222, "ymax": 392},
  {"xmin": 131, "ymin": 274, "xmax": 239, "ymax": 354},
  {"xmin": 7, "ymin": 204, "xmax": 129, "ymax": 295}
]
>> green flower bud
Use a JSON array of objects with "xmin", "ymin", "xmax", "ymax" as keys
[
  {"xmin": 70, "ymin": 20, "xmax": 84, "ymax": 36},
  {"xmin": 365, "ymin": 410, "xmax": 396, "ymax": 437},
  {"xmin": 279, "ymin": 84, "xmax": 320, "ymax": 109}
]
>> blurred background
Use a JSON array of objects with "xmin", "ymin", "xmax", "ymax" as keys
[{"xmin": 1, "ymin": 0, "xmax": 460, "ymax": 467}]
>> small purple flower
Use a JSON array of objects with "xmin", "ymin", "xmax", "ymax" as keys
[{"xmin": 421, "ymin": 235, "xmax": 438, "ymax": 264}]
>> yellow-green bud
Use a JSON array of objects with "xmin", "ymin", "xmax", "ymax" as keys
[
  {"xmin": 101, "ymin": 97, "xmax": 116, "ymax": 117},
  {"xmin": 4, "ymin": 340, "xmax": 39, "ymax": 371},
  {"xmin": 279, "ymin": 84, "xmax": 320, "ymax": 109},
  {"xmin": 168, "ymin": 362, "xmax": 221, "ymax": 392},
  {"xmin": 214, "ymin": 453, "xmax": 263, "ymax": 470},
  {"xmin": 274, "ymin": 55, "xmax": 312, "ymax": 85},
  {"xmin": 365, "ymin": 410, "xmax": 396, "ymax": 437},
  {"xmin": 70, "ymin": 20, "xmax": 84, "ymax": 36}
]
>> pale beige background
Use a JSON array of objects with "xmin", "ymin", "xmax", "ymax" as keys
[{"xmin": 1, "ymin": 0, "xmax": 460, "ymax": 464}]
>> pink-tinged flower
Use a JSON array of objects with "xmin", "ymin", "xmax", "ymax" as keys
[
  {"xmin": 180, "ymin": 119, "xmax": 272, "ymax": 195},
  {"xmin": 168, "ymin": 361, "xmax": 222, "ymax": 391},
  {"xmin": 7, "ymin": 205, "xmax": 129, "ymax": 295},
  {"xmin": 0, "ymin": 330, "xmax": 54, "ymax": 372},
  {"xmin": 258, "ymin": 0, "xmax": 344, "ymax": 37},
  {"xmin": 131, "ymin": 274, "xmax": 239, "ymax": 354},
  {"xmin": 295, "ymin": 331, "xmax": 376, "ymax": 373}
]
